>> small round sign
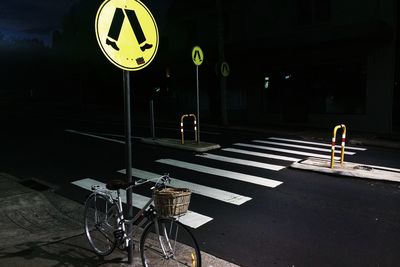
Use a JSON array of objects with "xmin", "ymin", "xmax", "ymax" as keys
[
  {"xmin": 95, "ymin": 0, "xmax": 159, "ymax": 71},
  {"xmin": 192, "ymin": 46, "xmax": 204, "ymax": 66},
  {"xmin": 221, "ymin": 62, "xmax": 230, "ymax": 77}
]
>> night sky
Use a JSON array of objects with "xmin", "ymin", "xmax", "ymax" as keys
[
  {"xmin": 0, "ymin": 0, "xmax": 171, "ymax": 46},
  {"xmin": 0, "ymin": 0, "xmax": 78, "ymax": 45}
]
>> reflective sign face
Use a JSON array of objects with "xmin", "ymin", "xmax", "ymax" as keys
[
  {"xmin": 95, "ymin": 0, "xmax": 159, "ymax": 71},
  {"xmin": 192, "ymin": 46, "xmax": 204, "ymax": 66},
  {"xmin": 221, "ymin": 62, "xmax": 230, "ymax": 77}
]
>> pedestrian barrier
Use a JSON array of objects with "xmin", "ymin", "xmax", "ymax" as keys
[
  {"xmin": 180, "ymin": 114, "xmax": 197, "ymax": 144},
  {"xmin": 330, "ymin": 124, "xmax": 346, "ymax": 168}
]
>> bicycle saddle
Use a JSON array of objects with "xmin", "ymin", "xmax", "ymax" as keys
[{"xmin": 106, "ymin": 179, "xmax": 133, "ymax": 190}]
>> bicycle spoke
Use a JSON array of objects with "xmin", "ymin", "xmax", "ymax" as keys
[
  {"xmin": 94, "ymin": 224, "xmax": 115, "ymax": 244},
  {"xmin": 141, "ymin": 219, "xmax": 200, "ymax": 267},
  {"xmin": 84, "ymin": 194, "xmax": 118, "ymax": 256}
]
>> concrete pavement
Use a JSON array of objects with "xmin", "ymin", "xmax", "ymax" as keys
[
  {"xmin": 290, "ymin": 157, "xmax": 400, "ymax": 183},
  {"xmin": 0, "ymin": 172, "xmax": 240, "ymax": 267},
  {"xmin": 138, "ymin": 137, "xmax": 221, "ymax": 152}
]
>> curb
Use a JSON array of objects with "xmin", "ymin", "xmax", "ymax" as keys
[
  {"xmin": 139, "ymin": 137, "xmax": 221, "ymax": 152},
  {"xmin": 290, "ymin": 158, "xmax": 400, "ymax": 183}
]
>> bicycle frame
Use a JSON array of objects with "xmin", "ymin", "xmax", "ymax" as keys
[{"xmin": 91, "ymin": 185, "xmax": 156, "ymax": 247}]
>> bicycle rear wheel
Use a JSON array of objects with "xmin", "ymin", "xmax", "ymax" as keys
[
  {"xmin": 140, "ymin": 218, "xmax": 201, "ymax": 267},
  {"xmin": 84, "ymin": 193, "xmax": 119, "ymax": 256}
]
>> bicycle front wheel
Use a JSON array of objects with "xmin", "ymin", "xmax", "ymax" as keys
[
  {"xmin": 140, "ymin": 218, "xmax": 201, "ymax": 267},
  {"xmin": 84, "ymin": 193, "xmax": 119, "ymax": 256}
]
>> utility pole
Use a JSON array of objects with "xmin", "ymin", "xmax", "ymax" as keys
[{"xmin": 216, "ymin": 0, "xmax": 228, "ymax": 126}]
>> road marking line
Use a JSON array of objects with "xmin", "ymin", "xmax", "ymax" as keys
[
  {"xmin": 268, "ymin": 137, "xmax": 367, "ymax": 151},
  {"xmin": 65, "ymin": 129, "xmax": 145, "ymax": 144},
  {"xmin": 156, "ymin": 159, "xmax": 283, "ymax": 188},
  {"xmin": 196, "ymin": 153, "xmax": 285, "ymax": 171},
  {"xmin": 117, "ymin": 168, "xmax": 252, "ymax": 205},
  {"xmin": 71, "ymin": 178, "xmax": 212, "ymax": 229},
  {"xmin": 234, "ymin": 143, "xmax": 340, "ymax": 160},
  {"xmin": 65, "ymin": 129, "xmax": 125, "ymax": 144},
  {"xmin": 253, "ymin": 140, "xmax": 355, "ymax": 155},
  {"xmin": 222, "ymin": 148, "xmax": 301, "ymax": 162}
]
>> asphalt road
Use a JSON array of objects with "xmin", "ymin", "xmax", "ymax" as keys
[{"xmin": 1, "ymin": 113, "xmax": 400, "ymax": 267}]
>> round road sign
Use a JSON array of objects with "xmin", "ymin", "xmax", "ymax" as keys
[
  {"xmin": 221, "ymin": 61, "xmax": 230, "ymax": 77},
  {"xmin": 95, "ymin": 0, "xmax": 159, "ymax": 71},
  {"xmin": 192, "ymin": 46, "xmax": 204, "ymax": 66}
]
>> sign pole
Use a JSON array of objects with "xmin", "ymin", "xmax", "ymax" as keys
[
  {"xmin": 192, "ymin": 46, "xmax": 203, "ymax": 144},
  {"xmin": 196, "ymin": 65, "xmax": 200, "ymax": 144},
  {"xmin": 150, "ymin": 100, "xmax": 155, "ymax": 138},
  {"xmin": 95, "ymin": 1, "xmax": 159, "ymax": 263},
  {"xmin": 123, "ymin": 70, "xmax": 134, "ymax": 263}
]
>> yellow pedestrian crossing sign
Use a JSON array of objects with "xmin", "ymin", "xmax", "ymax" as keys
[
  {"xmin": 221, "ymin": 62, "xmax": 230, "ymax": 77},
  {"xmin": 192, "ymin": 46, "xmax": 204, "ymax": 66},
  {"xmin": 95, "ymin": 0, "xmax": 159, "ymax": 71}
]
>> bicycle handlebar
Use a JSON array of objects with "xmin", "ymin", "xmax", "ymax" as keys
[{"xmin": 151, "ymin": 173, "xmax": 170, "ymax": 190}]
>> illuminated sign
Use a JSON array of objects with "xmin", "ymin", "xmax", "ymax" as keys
[
  {"xmin": 95, "ymin": 0, "xmax": 159, "ymax": 71},
  {"xmin": 192, "ymin": 46, "xmax": 204, "ymax": 66}
]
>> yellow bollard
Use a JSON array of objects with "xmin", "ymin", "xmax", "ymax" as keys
[
  {"xmin": 180, "ymin": 114, "xmax": 197, "ymax": 144},
  {"xmin": 330, "ymin": 124, "xmax": 347, "ymax": 168}
]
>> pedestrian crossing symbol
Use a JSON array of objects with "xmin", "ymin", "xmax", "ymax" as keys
[
  {"xmin": 221, "ymin": 62, "xmax": 230, "ymax": 77},
  {"xmin": 192, "ymin": 46, "xmax": 204, "ymax": 66},
  {"xmin": 95, "ymin": 0, "xmax": 159, "ymax": 71}
]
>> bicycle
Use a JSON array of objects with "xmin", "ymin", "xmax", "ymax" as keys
[{"xmin": 83, "ymin": 174, "xmax": 201, "ymax": 267}]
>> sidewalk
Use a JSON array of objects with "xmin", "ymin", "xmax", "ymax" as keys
[{"xmin": 0, "ymin": 173, "xmax": 240, "ymax": 267}]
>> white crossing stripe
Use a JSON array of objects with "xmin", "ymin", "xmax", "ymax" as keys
[
  {"xmin": 234, "ymin": 143, "xmax": 340, "ymax": 160},
  {"xmin": 156, "ymin": 159, "xmax": 283, "ymax": 188},
  {"xmin": 253, "ymin": 140, "xmax": 355, "ymax": 155},
  {"xmin": 268, "ymin": 137, "xmax": 367, "ymax": 151},
  {"xmin": 222, "ymin": 148, "xmax": 301, "ymax": 162},
  {"xmin": 118, "ymin": 168, "xmax": 252, "ymax": 205},
  {"xmin": 71, "ymin": 178, "xmax": 213, "ymax": 229},
  {"xmin": 196, "ymin": 153, "xmax": 285, "ymax": 171}
]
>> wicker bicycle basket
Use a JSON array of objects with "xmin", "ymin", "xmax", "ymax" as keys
[{"xmin": 154, "ymin": 188, "xmax": 192, "ymax": 218}]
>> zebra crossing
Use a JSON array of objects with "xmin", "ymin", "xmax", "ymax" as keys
[
  {"xmin": 156, "ymin": 159, "xmax": 283, "ymax": 188},
  {"xmin": 117, "ymin": 168, "xmax": 252, "ymax": 205},
  {"xmin": 71, "ymin": 136, "xmax": 367, "ymax": 229},
  {"xmin": 196, "ymin": 153, "xmax": 285, "ymax": 171}
]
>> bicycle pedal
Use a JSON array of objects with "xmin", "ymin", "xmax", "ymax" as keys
[
  {"xmin": 118, "ymin": 243, "xmax": 135, "ymax": 251},
  {"xmin": 113, "ymin": 229, "xmax": 124, "ymax": 239}
]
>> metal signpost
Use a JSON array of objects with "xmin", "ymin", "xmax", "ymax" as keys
[
  {"xmin": 95, "ymin": 0, "xmax": 159, "ymax": 263},
  {"xmin": 192, "ymin": 46, "xmax": 203, "ymax": 144}
]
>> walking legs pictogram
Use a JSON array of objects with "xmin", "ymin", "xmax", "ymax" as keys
[{"xmin": 106, "ymin": 8, "xmax": 153, "ymax": 52}]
